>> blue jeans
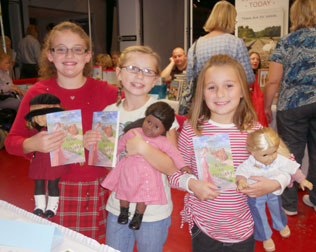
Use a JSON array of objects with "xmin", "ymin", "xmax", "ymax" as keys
[
  {"xmin": 247, "ymin": 193, "xmax": 287, "ymax": 241},
  {"xmin": 106, "ymin": 212, "xmax": 171, "ymax": 252}
]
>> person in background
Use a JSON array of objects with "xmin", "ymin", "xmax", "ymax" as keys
[
  {"xmin": 5, "ymin": 21, "xmax": 118, "ymax": 241},
  {"xmin": 169, "ymin": 54, "xmax": 280, "ymax": 252},
  {"xmin": 264, "ymin": 0, "xmax": 316, "ymax": 215},
  {"xmin": 95, "ymin": 53, "xmax": 113, "ymax": 70},
  {"xmin": 0, "ymin": 35, "xmax": 16, "ymax": 79},
  {"xmin": 111, "ymin": 50, "xmax": 120, "ymax": 68},
  {"xmin": 0, "ymin": 52, "xmax": 24, "ymax": 111},
  {"xmin": 160, "ymin": 47, "xmax": 187, "ymax": 82},
  {"xmin": 179, "ymin": 0, "xmax": 254, "ymax": 115},
  {"xmin": 16, "ymin": 24, "xmax": 41, "ymax": 78},
  {"xmin": 249, "ymin": 51, "xmax": 261, "ymax": 76}
]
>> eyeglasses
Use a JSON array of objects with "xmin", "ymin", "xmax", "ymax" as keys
[
  {"xmin": 121, "ymin": 65, "xmax": 157, "ymax": 77},
  {"xmin": 50, "ymin": 45, "xmax": 88, "ymax": 55}
]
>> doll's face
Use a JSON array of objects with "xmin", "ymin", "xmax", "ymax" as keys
[
  {"xmin": 142, "ymin": 114, "xmax": 166, "ymax": 138},
  {"xmin": 30, "ymin": 104, "xmax": 62, "ymax": 127},
  {"xmin": 252, "ymin": 146, "xmax": 278, "ymax": 165}
]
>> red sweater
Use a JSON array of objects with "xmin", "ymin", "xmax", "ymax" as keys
[{"xmin": 5, "ymin": 77, "xmax": 118, "ymax": 182}]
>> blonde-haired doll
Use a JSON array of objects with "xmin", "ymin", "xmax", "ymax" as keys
[{"xmin": 236, "ymin": 127, "xmax": 313, "ymax": 252}]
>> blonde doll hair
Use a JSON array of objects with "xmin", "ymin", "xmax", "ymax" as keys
[
  {"xmin": 96, "ymin": 53, "xmax": 113, "ymax": 69},
  {"xmin": 203, "ymin": 0, "xmax": 237, "ymax": 34},
  {"xmin": 247, "ymin": 127, "xmax": 291, "ymax": 158},
  {"xmin": 290, "ymin": 0, "xmax": 316, "ymax": 31},
  {"xmin": 189, "ymin": 54, "xmax": 257, "ymax": 135},
  {"xmin": 116, "ymin": 45, "xmax": 161, "ymax": 105},
  {"xmin": 38, "ymin": 21, "xmax": 92, "ymax": 80}
]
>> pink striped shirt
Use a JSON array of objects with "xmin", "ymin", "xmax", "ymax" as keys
[{"xmin": 169, "ymin": 120, "xmax": 261, "ymax": 243}]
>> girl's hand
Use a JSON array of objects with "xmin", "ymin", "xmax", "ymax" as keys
[
  {"xmin": 240, "ymin": 176, "xmax": 280, "ymax": 197},
  {"xmin": 189, "ymin": 179, "xmax": 220, "ymax": 201},
  {"xmin": 181, "ymin": 166, "xmax": 193, "ymax": 174},
  {"xmin": 125, "ymin": 129, "xmax": 147, "ymax": 156},
  {"xmin": 10, "ymin": 85, "xmax": 25, "ymax": 95},
  {"xmin": 23, "ymin": 130, "xmax": 65, "ymax": 153},
  {"xmin": 83, "ymin": 130, "xmax": 101, "ymax": 150},
  {"xmin": 264, "ymin": 107, "xmax": 273, "ymax": 124}
]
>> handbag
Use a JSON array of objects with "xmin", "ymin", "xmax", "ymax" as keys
[{"xmin": 178, "ymin": 39, "xmax": 199, "ymax": 116}]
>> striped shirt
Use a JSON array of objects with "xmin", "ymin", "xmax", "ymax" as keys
[{"xmin": 169, "ymin": 120, "xmax": 261, "ymax": 243}]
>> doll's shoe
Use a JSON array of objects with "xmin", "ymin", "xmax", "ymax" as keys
[
  {"xmin": 263, "ymin": 238, "xmax": 275, "ymax": 252},
  {"xmin": 128, "ymin": 212, "xmax": 143, "ymax": 230},
  {"xmin": 118, "ymin": 207, "xmax": 129, "ymax": 224},
  {"xmin": 280, "ymin": 225, "xmax": 291, "ymax": 238},
  {"xmin": 303, "ymin": 195, "xmax": 316, "ymax": 211},
  {"xmin": 33, "ymin": 208, "xmax": 44, "ymax": 216},
  {"xmin": 43, "ymin": 210, "xmax": 55, "ymax": 218}
]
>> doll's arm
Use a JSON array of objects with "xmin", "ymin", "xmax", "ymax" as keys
[
  {"xmin": 236, "ymin": 175, "xmax": 249, "ymax": 191},
  {"xmin": 299, "ymin": 179, "xmax": 313, "ymax": 191}
]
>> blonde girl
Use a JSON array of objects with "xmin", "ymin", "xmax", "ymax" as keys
[
  {"xmin": 5, "ymin": 21, "xmax": 118, "ymax": 241},
  {"xmin": 85, "ymin": 45, "xmax": 179, "ymax": 252},
  {"xmin": 169, "ymin": 54, "xmax": 283, "ymax": 252},
  {"xmin": 95, "ymin": 53, "xmax": 113, "ymax": 70}
]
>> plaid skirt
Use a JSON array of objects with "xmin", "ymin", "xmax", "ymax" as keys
[{"xmin": 50, "ymin": 177, "xmax": 109, "ymax": 241}]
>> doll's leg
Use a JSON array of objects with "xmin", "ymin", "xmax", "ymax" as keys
[
  {"xmin": 33, "ymin": 179, "xmax": 46, "ymax": 216},
  {"xmin": 118, "ymin": 200, "xmax": 130, "ymax": 224},
  {"xmin": 129, "ymin": 202, "xmax": 146, "ymax": 230},
  {"xmin": 44, "ymin": 178, "xmax": 60, "ymax": 218}
]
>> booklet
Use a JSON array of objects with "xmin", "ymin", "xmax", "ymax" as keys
[
  {"xmin": 193, "ymin": 133, "xmax": 236, "ymax": 190},
  {"xmin": 88, "ymin": 111, "xmax": 120, "ymax": 167},
  {"xmin": 46, "ymin": 109, "xmax": 85, "ymax": 166}
]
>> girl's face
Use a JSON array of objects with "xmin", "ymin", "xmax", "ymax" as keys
[
  {"xmin": 250, "ymin": 53, "xmax": 260, "ymax": 70},
  {"xmin": 252, "ymin": 146, "xmax": 278, "ymax": 165},
  {"xmin": 142, "ymin": 114, "xmax": 165, "ymax": 138},
  {"xmin": 203, "ymin": 65, "xmax": 243, "ymax": 124},
  {"xmin": 117, "ymin": 52, "xmax": 158, "ymax": 97},
  {"xmin": 46, "ymin": 30, "xmax": 91, "ymax": 80},
  {"xmin": 0, "ymin": 58, "xmax": 10, "ymax": 72}
]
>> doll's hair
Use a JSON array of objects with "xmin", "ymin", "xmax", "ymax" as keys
[
  {"xmin": 39, "ymin": 21, "xmax": 92, "ymax": 80},
  {"xmin": 123, "ymin": 102, "xmax": 174, "ymax": 134},
  {"xmin": 145, "ymin": 102, "xmax": 175, "ymax": 132},
  {"xmin": 247, "ymin": 127, "xmax": 290, "ymax": 158},
  {"xmin": 25, "ymin": 93, "xmax": 64, "ymax": 130},
  {"xmin": 188, "ymin": 54, "xmax": 257, "ymax": 135},
  {"xmin": 116, "ymin": 46, "xmax": 161, "ymax": 105}
]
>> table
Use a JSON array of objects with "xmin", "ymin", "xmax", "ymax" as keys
[{"xmin": 0, "ymin": 200, "xmax": 119, "ymax": 252}]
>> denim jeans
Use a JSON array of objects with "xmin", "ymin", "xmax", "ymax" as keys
[
  {"xmin": 277, "ymin": 102, "xmax": 316, "ymax": 211},
  {"xmin": 191, "ymin": 224, "xmax": 255, "ymax": 252},
  {"xmin": 247, "ymin": 193, "xmax": 287, "ymax": 241},
  {"xmin": 106, "ymin": 212, "xmax": 171, "ymax": 252}
]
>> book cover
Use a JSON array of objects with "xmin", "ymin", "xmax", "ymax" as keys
[
  {"xmin": 193, "ymin": 133, "xmax": 236, "ymax": 190},
  {"xmin": 88, "ymin": 111, "xmax": 120, "ymax": 167},
  {"xmin": 47, "ymin": 109, "xmax": 85, "ymax": 166}
]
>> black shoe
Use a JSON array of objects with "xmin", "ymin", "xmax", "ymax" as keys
[
  {"xmin": 33, "ymin": 208, "xmax": 44, "ymax": 216},
  {"xmin": 43, "ymin": 210, "xmax": 55, "ymax": 218},
  {"xmin": 118, "ymin": 207, "xmax": 129, "ymax": 224},
  {"xmin": 128, "ymin": 212, "xmax": 143, "ymax": 230}
]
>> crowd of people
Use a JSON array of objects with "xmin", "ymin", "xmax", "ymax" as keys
[{"xmin": 2, "ymin": 0, "xmax": 316, "ymax": 252}]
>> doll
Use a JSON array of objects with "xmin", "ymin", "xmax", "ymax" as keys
[
  {"xmin": 24, "ymin": 93, "xmax": 69, "ymax": 218},
  {"xmin": 235, "ymin": 127, "xmax": 313, "ymax": 252},
  {"xmin": 101, "ymin": 102, "xmax": 191, "ymax": 230}
]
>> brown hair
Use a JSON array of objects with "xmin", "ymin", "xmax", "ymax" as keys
[
  {"xmin": 38, "ymin": 21, "xmax": 92, "ymax": 80},
  {"xmin": 290, "ymin": 0, "xmax": 316, "ymax": 31},
  {"xmin": 116, "ymin": 45, "xmax": 161, "ymax": 105},
  {"xmin": 249, "ymin": 51, "xmax": 261, "ymax": 73},
  {"xmin": 0, "ymin": 51, "xmax": 11, "ymax": 63},
  {"xmin": 203, "ymin": 1, "xmax": 237, "ymax": 34},
  {"xmin": 96, "ymin": 53, "xmax": 113, "ymax": 69},
  {"xmin": 247, "ymin": 127, "xmax": 290, "ymax": 158},
  {"xmin": 188, "ymin": 54, "xmax": 257, "ymax": 135}
]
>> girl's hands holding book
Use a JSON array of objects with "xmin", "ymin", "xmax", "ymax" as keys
[
  {"xmin": 83, "ymin": 130, "xmax": 101, "ymax": 149},
  {"xmin": 189, "ymin": 179, "xmax": 220, "ymax": 201}
]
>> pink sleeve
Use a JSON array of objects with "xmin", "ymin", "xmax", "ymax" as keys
[{"xmin": 292, "ymin": 169, "xmax": 306, "ymax": 184}]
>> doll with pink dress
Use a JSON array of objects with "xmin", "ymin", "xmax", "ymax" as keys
[
  {"xmin": 101, "ymin": 102, "xmax": 190, "ymax": 230},
  {"xmin": 25, "ymin": 93, "xmax": 69, "ymax": 218}
]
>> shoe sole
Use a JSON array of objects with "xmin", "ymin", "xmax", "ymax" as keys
[
  {"xmin": 281, "ymin": 207, "xmax": 298, "ymax": 216},
  {"xmin": 302, "ymin": 195, "xmax": 316, "ymax": 211}
]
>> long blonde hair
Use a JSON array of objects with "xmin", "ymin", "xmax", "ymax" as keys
[
  {"xmin": 38, "ymin": 21, "xmax": 92, "ymax": 80},
  {"xmin": 189, "ymin": 54, "xmax": 257, "ymax": 135},
  {"xmin": 247, "ymin": 127, "xmax": 290, "ymax": 158},
  {"xmin": 116, "ymin": 45, "xmax": 161, "ymax": 105},
  {"xmin": 203, "ymin": 0, "xmax": 237, "ymax": 34},
  {"xmin": 290, "ymin": 0, "xmax": 316, "ymax": 31}
]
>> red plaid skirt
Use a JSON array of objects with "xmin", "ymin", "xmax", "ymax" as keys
[{"xmin": 50, "ymin": 178, "xmax": 109, "ymax": 241}]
